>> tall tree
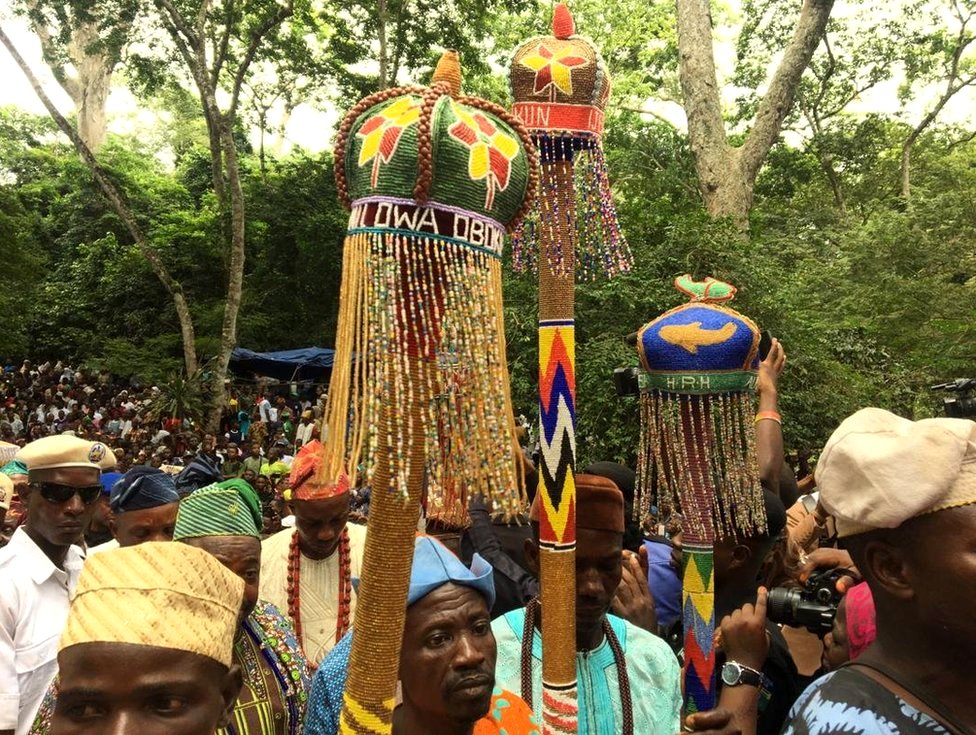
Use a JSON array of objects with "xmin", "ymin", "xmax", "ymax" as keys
[
  {"xmin": 144, "ymin": 0, "xmax": 307, "ymax": 428},
  {"xmin": 0, "ymin": 25, "xmax": 200, "ymax": 376},
  {"xmin": 676, "ymin": 0, "xmax": 835, "ymax": 226}
]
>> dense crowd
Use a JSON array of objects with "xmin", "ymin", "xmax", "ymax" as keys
[
  {"xmin": 0, "ymin": 343, "xmax": 972, "ymax": 735},
  {"xmin": 0, "ymin": 360, "xmax": 330, "ymax": 543}
]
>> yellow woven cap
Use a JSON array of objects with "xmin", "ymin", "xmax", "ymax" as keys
[{"xmin": 60, "ymin": 542, "xmax": 244, "ymax": 667}]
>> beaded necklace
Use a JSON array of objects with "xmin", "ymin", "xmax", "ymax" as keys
[
  {"xmin": 519, "ymin": 596, "xmax": 634, "ymax": 735},
  {"xmin": 287, "ymin": 527, "xmax": 352, "ymax": 670}
]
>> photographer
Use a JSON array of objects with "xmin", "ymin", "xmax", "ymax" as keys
[{"xmin": 783, "ymin": 407, "xmax": 976, "ymax": 735}]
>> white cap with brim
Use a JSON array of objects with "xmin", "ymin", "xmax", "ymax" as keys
[
  {"xmin": 16, "ymin": 435, "xmax": 118, "ymax": 474},
  {"xmin": 818, "ymin": 407, "xmax": 976, "ymax": 537}
]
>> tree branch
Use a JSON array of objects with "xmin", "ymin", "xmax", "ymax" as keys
[
  {"xmin": 211, "ymin": 0, "xmax": 234, "ymax": 87},
  {"xmin": 155, "ymin": 0, "xmax": 200, "ymax": 50},
  {"xmin": 676, "ymin": 0, "xmax": 730, "ymax": 194},
  {"xmin": 741, "ymin": 0, "xmax": 835, "ymax": 183},
  {"xmin": 229, "ymin": 0, "xmax": 293, "ymax": 115}
]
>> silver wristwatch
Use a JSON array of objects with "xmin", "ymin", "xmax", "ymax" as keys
[{"xmin": 721, "ymin": 660, "xmax": 765, "ymax": 688}]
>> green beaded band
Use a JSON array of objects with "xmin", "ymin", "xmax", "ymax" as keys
[{"xmin": 638, "ymin": 370, "xmax": 757, "ymax": 395}]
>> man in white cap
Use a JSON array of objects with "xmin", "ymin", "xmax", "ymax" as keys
[
  {"xmin": 50, "ymin": 542, "xmax": 244, "ymax": 735},
  {"xmin": 783, "ymin": 407, "xmax": 976, "ymax": 734},
  {"xmin": 0, "ymin": 436, "xmax": 116, "ymax": 735}
]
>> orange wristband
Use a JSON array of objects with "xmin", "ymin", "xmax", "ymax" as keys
[{"xmin": 755, "ymin": 410, "xmax": 782, "ymax": 424}]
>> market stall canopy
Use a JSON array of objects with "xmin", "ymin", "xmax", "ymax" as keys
[{"xmin": 229, "ymin": 347, "xmax": 335, "ymax": 381}]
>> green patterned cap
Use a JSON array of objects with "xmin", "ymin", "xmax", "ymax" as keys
[
  {"xmin": 335, "ymin": 51, "xmax": 538, "ymax": 231},
  {"xmin": 174, "ymin": 479, "xmax": 263, "ymax": 540}
]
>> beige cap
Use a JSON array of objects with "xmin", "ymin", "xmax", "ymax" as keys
[
  {"xmin": 16, "ymin": 435, "xmax": 117, "ymax": 474},
  {"xmin": 60, "ymin": 542, "xmax": 244, "ymax": 667},
  {"xmin": 0, "ymin": 474, "xmax": 11, "ymax": 511},
  {"xmin": 818, "ymin": 407, "xmax": 976, "ymax": 537}
]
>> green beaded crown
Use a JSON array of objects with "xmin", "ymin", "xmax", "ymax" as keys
[{"xmin": 335, "ymin": 52, "xmax": 538, "ymax": 231}]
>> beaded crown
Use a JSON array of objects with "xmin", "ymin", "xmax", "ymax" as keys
[
  {"xmin": 637, "ymin": 276, "xmax": 760, "ymax": 394},
  {"xmin": 336, "ymin": 52, "xmax": 536, "ymax": 232},
  {"xmin": 510, "ymin": 3, "xmax": 610, "ymax": 135},
  {"xmin": 634, "ymin": 276, "xmax": 766, "ymax": 541}
]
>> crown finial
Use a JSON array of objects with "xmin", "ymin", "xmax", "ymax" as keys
[
  {"xmin": 432, "ymin": 50, "xmax": 463, "ymax": 96},
  {"xmin": 552, "ymin": 3, "xmax": 575, "ymax": 39}
]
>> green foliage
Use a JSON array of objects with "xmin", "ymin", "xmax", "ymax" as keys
[
  {"xmin": 143, "ymin": 367, "xmax": 208, "ymax": 424},
  {"xmin": 2, "ymin": 2, "xmax": 975, "ymax": 468}
]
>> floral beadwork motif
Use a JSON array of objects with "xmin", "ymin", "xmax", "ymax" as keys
[
  {"xmin": 518, "ymin": 43, "xmax": 589, "ymax": 98},
  {"xmin": 357, "ymin": 97, "xmax": 422, "ymax": 188},
  {"xmin": 447, "ymin": 101, "xmax": 520, "ymax": 211}
]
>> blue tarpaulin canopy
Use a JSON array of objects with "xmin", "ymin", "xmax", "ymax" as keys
[{"xmin": 229, "ymin": 347, "xmax": 335, "ymax": 381}]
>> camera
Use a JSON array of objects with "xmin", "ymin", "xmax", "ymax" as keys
[
  {"xmin": 931, "ymin": 379, "xmax": 976, "ymax": 418},
  {"xmin": 766, "ymin": 567, "xmax": 848, "ymax": 634},
  {"xmin": 613, "ymin": 367, "xmax": 641, "ymax": 398}
]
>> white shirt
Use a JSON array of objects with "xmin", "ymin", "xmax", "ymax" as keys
[
  {"xmin": 295, "ymin": 422, "xmax": 315, "ymax": 447},
  {"xmin": 258, "ymin": 399, "xmax": 272, "ymax": 423},
  {"xmin": 259, "ymin": 524, "xmax": 366, "ymax": 666},
  {"xmin": 0, "ymin": 528, "xmax": 86, "ymax": 734}
]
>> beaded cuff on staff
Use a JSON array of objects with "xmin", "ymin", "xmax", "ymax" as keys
[
  {"xmin": 634, "ymin": 276, "xmax": 767, "ymax": 543},
  {"xmin": 509, "ymin": 2, "xmax": 631, "ymax": 280},
  {"xmin": 324, "ymin": 54, "xmax": 538, "ymax": 523}
]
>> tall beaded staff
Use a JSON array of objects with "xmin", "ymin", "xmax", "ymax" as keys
[
  {"xmin": 509, "ymin": 5, "xmax": 631, "ymax": 733},
  {"xmin": 323, "ymin": 52, "xmax": 537, "ymax": 734},
  {"xmin": 633, "ymin": 275, "xmax": 767, "ymax": 713}
]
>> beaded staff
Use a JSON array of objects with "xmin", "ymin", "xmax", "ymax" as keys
[
  {"xmin": 509, "ymin": 6, "xmax": 630, "ymax": 733},
  {"xmin": 634, "ymin": 275, "xmax": 767, "ymax": 714},
  {"xmin": 324, "ymin": 52, "xmax": 537, "ymax": 734}
]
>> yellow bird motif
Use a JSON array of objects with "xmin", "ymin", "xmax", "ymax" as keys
[{"xmin": 659, "ymin": 322, "xmax": 737, "ymax": 354}]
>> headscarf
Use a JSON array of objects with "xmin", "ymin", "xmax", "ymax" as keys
[
  {"xmin": 1, "ymin": 460, "xmax": 27, "ymax": 477},
  {"xmin": 109, "ymin": 466, "xmax": 181, "ymax": 513},
  {"xmin": 289, "ymin": 440, "xmax": 349, "ymax": 500},
  {"xmin": 845, "ymin": 581, "xmax": 876, "ymax": 661},
  {"xmin": 173, "ymin": 479, "xmax": 263, "ymax": 540}
]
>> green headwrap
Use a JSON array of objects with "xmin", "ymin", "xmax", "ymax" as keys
[
  {"xmin": 1, "ymin": 461, "xmax": 27, "ymax": 477},
  {"xmin": 173, "ymin": 479, "xmax": 263, "ymax": 540}
]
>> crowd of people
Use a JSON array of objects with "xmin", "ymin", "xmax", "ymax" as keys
[
  {"xmin": 0, "ymin": 360, "xmax": 329, "ymax": 544},
  {"xmin": 0, "ymin": 344, "xmax": 973, "ymax": 735}
]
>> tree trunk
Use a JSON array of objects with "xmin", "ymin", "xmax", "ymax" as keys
[
  {"xmin": 676, "ymin": 0, "xmax": 835, "ymax": 227},
  {"xmin": 0, "ymin": 24, "xmax": 199, "ymax": 375},
  {"xmin": 31, "ymin": 11, "xmax": 117, "ymax": 152},
  {"xmin": 68, "ymin": 21, "xmax": 112, "ymax": 150},
  {"xmin": 207, "ymin": 117, "xmax": 247, "ymax": 431}
]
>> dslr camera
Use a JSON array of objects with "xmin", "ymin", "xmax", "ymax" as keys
[
  {"xmin": 766, "ymin": 567, "xmax": 849, "ymax": 635},
  {"xmin": 932, "ymin": 378, "xmax": 976, "ymax": 418}
]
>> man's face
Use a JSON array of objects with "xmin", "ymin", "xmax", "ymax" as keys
[
  {"xmin": 250, "ymin": 445, "xmax": 260, "ymax": 458},
  {"xmin": 292, "ymin": 495, "xmax": 350, "ymax": 560},
  {"xmin": 91, "ymin": 495, "xmax": 113, "ymax": 529},
  {"xmin": 52, "ymin": 643, "xmax": 238, "ymax": 735},
  {"xmin": 242, "ymin": 469, "xmax": 256, "ymax": 485},
  {"xmin": 574, "ymin": 528, "xmax": 624, "ymax": 639},
  {"xmin": 898, "ymin": 505, "xmax": 976, "ymax": 648},
  {"xmin": 112, "ymin": 503, "xmax": 179, "ymax": 547},
  {"xmin": 25, "ymin": 467, "xmax": 101, "ymax": 547},
  {"xmin": 399, "ymin": 583, "xmax": 496, "ymax": 728},
  {"xmin": 183, "ymin": 536, "xmax": 261, "ymax": 622},
  {"xmin": 227, "ymin": 447, "xmax": 239, "ymax": 460}
]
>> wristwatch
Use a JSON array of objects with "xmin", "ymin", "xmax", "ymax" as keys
[{"xmin": 721, "ymin": 661, "xmax": 765, "ymax": 688}]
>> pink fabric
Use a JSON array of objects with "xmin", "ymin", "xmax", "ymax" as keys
[{"xmin": 845, "ymin": 581, "xmax": 877, "ymax": 660}]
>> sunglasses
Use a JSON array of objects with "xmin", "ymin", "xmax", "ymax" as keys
[{"xmin": 31, "ymin": 482, "xmax": 103, "ymax": 506}]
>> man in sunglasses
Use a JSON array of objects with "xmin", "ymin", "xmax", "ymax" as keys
[{"xmin": 0, "ymin": 435, "xmax": 116, "ymax": 735}]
